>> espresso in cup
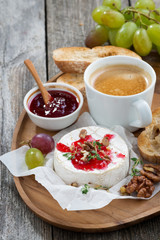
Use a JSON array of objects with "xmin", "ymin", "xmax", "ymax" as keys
[{"xmin": 90, "ymin": 64, "xmax": 152, "ymax": 96}]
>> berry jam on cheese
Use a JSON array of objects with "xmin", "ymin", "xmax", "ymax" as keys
[{"xmin": 56, "ymin": 133, "xmax": 125, "ymax": 171}]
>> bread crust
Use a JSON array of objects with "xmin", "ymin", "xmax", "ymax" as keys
[
  {"xmin": 54, "ymin": 60, "xmax": 89, "ymax": 73},
  {"xmin": 53, "ymin": 46, "xmax": 141, "ymax": 73},
  {"xmin": 138, "ymin": 107, "xmax": 160, "ymax": 163},
  {"xmin": 56, "ymin": 73, "xmax": 86, "ymax": 98}
]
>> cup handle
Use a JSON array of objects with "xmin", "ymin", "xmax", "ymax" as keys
[{"xmin": 129, "ymin": 99, "xmax": 152, "ymax": 128}]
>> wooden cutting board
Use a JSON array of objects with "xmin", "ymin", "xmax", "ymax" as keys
[{"xmin": 11, "ymin": 53, "xmax": 160, "ymax": 232}]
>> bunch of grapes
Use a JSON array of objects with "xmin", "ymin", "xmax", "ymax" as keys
[
  {"xmin": 25, "ymin": 133, "xmax": 55, "ymax": 169},
  {"xmin": 85, "ymin": 0, "xmax": 160, "ymax": 56}
]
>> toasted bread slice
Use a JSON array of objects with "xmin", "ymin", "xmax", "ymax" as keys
[
  {"xmin": 56, "ymin": 73, "xmax": 85, "ymax": 97},
  {"xmin": 53, "ymin": 46, "xmax": 141, "ymax": 73},
  {"xmin": 138, "ymin": 108, "xmax": 160, "ymax": 163}
]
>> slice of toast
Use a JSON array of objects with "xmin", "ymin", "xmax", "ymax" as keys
[
  {"xmin": 56, "ymin": 73, "xmax": 85, "ymax": 97},
  {"xmin": 53, "ymin": 46, "xmax": 141, "ymax": 73},
  {"xmin": 138, "ymin": 108, "xmax": 160, "ymax": 163}
]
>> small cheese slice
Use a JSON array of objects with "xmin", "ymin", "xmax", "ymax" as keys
[{"xmin": 54, "ymin": 126, "xmax": 129, "ymax": 188}]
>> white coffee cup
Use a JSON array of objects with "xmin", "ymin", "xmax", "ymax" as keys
[{"xmin": 84, "ymin": 56, "xmax": 156, "ymax": 132}]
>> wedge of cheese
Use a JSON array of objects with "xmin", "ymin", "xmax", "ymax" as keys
[{"xmin": 54, "ymin": 126, "xmax": 129, "ymax": 188}]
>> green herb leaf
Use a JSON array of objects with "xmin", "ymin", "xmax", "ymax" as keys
[
  {"xmin": 63, "ymin": 152, "xmax": 73, "ymax": 160},
  {"xmin": 91, "ymin": 150, "xmax": 97, "ymax": 154},
  {"xmin": 96, "ymin": 155, "xmax": 103, "ymax": 160},
  {"xmin": 92, "ymin": 141, "xmax": 102, "ymax": 150},
  {"xmin": 131, "ymin": 157, "xmax": 138, "ymax": 162},
  {"xmin": 87, "ymin": 153, "xmax": 94, "ymax": 161},
  {"xmin": 94, "ymin": 185, "xmax": 108, "ymax": 190},
  {"xmin": 94, "ymin": 185, "xmax": 103, "ymax": 190},
  {"xmin": 96, "ymin": 141, "xmax": 102, "ymax": 146},
  {"xmin": 81, "ymin": 184, "xmax": 90, "ymax": 194},
  {"xmin": 93, "ymin": 141, "xmax": 96, "ymax": 147},
  {"xmin": 140, "ymin": 159, "xmax": 143, "ymax": 164},
  {"xmin": 131, "ymin": 168, "xmax": 140, "ymax": 176},
  {"xmin": 63, "ymin": 153, "xmax": 70, "ymax": 157}
]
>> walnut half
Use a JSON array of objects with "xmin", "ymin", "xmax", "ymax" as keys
[
  {"xmin": 79, "ymin": 129, "xmax": 87, "ymax": 139},
  {"xmin": 83, "ymin": 141, "xmax": 95, "ymax": 151},
  {"xmin": 102, "ymin": 136, "xmax": 109, "ymax": 147},
  {"xmin": 140, "ymin": 164, "xmax": 160, "ymax": 183}
]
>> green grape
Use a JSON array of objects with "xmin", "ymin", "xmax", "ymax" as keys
[
  {"xmin": 157, "ymin": 45, "xmax": 160, "ymax": 54},
  {"xmin": 109, "ymin": 28, "xmax": 119, "ymax": 45},
  {"xmin": 92, "ymin": 5, "xmax": 111, "ymax": 24},
  {"xmin": 85, "ymin": 25, "xmax": 109, "ymax": 48},
  {"xmin": 147, "ymin": 24, "xmax": 160, "ymax": 46},
  {"xmin": 135, "ymin": 0, "xmax": 155, "ymax": 10},
  {"xmin": 101, "ymin": 10, "xmax": 125, "ymax": 28},
  {"xmin": 136, "ymin": 9, "xmax": 155, "ymax": 26},
  {"xmin": 116, "ymin": 22, "xmax": 137, "ymax": 48},
  {"xmin": 25, "ymin": 148, "xmax": 44, "ymax": 169},
  {"xmin": 153, "ymin": 8, "xmax": 160, "ymax": 22},
  {"xmin": 133, "ymin": 28, "xmax": 152, "ymax": 56},
  {"xmin": 102, "ymin": 0, "xmax": 121, "ymax": 10},
  {"xmin": 122, "ymin": 7, "xmax": 134, "ymax": 21}
]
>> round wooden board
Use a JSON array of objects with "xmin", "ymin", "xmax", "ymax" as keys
[{"xmin": 12, "ymin": 73, "xmax": 160, "ymax": 233}]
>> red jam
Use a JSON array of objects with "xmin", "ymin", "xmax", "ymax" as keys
[
  {"xmin": 104, "ymin": 134, "xmax": 114, "ymax": 140},
  {"xmin": 29, "ymin": 90, "xmax": 79, "ymax": 118},
  {"xmin": 56, "ymin": 134, "xmax": 120, "ymax": 171},
  {"xmin": 117, "ymin": 153, "xmax": 125, "ymax": 158},
  {"xmin": 56, "ymin": 143, "xmax": 71, "ymax": 152}
]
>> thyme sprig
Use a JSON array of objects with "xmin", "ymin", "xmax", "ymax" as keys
[
  {"xmin": 131, "ymin": 157, "xmax": 143, "ymax": 176},
  {"xmin": 91, "ymin": 150, "xmax": 103, "ymax": 160}
]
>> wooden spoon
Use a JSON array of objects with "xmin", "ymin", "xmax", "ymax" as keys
[{"xmin": 24, "ymin": 59, "xmax": 53, "ymax": 105}]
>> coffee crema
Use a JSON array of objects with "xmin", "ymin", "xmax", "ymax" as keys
[{"xmin": 90, "ymin": 64, "xmax": 152, "ymax": 96}]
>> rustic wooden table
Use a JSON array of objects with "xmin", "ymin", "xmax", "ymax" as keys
[{"xmin": 1, "ymin": 0, "xmax": 160, "ymax": 239}]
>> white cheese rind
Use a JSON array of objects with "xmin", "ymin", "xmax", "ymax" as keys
[{"xmin": 54, "ymin": 126, "xmax": 129, "ymax": 188}]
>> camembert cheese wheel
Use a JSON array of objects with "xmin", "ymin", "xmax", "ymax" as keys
[{"xmin": 54, "ymin": 126, "xmax": 129, "ymax": 188}]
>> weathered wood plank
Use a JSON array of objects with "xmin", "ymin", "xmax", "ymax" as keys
[
  {"xmin": 51, "ymin": 220, "xmax": 160, "ymax": 240},
  {"xmin": 0, "ymin": 0, "xmax": 52, "ymax": 239},
  {"xmin": 47, "ymin": 0, "xmax": 129, "ymax": 79}
]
